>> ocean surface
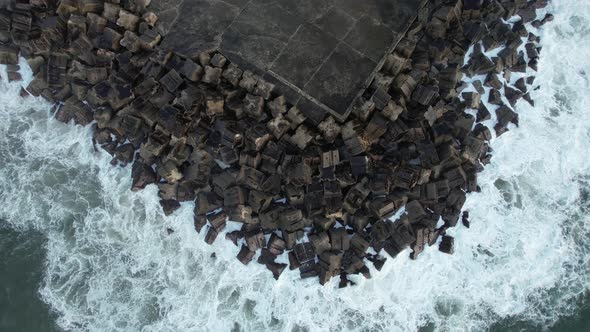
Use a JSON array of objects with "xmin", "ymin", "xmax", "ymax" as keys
[{"xmin": 1, "ymin": 1, "xmax": 590, "ymax": 331}]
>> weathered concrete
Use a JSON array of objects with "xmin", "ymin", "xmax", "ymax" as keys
[{"xmin": 159, "ymin": 0, "xmax": 420, "ymax": 121}]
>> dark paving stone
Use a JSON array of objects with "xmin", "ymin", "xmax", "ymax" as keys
[
  {"xmin": 223, "ymin": 0, "xmax": 251, "ymax": 9},
  {"xmin": 157, "ymin": 0, "xmax": 419, "ymax": 121},
  {"xmin": 333, "ymin": 0, "xmax": 419, "ymax": 32},
  {"xmin": 160, "ymin": 0, "xmax": 240, "ymax": 57},
  {"xmin": 365, "ymin": 0, "xmax": 420, "ymax": 32},
  {"xmin": 274, "ymin": 0, "xmax": 333, "ymax": 22},
  {"xmin": 313, "ymin": 7, "xmax": 356, "ymax": 40},
  {"xmin": 271, "ymin": 24, "xmax": 339, "ymax": 89},
  {"xmin": 155, "ymin": 9, "xmax": 181, "ymax": 36},
  {"xmin": 344, "ymin": 15, "xmax": 395, "ymax": 63},
  {"xmin": 220, "ymin": 2, "xmax": 302, "ymax": 70},
  {"xmin": 148, "ymin": 0, "xmax": 184, "ymax": 12},
  {"xmin": 304, "ymin": 43, "xmax": 375, "ymax": 118},
  {"xmin": 333, "ymin": 0, "xmax": 376, "ymax": 19},
  {"xmin": 249, "ymin": 0, "xmax": 276, "ymax": 4}
]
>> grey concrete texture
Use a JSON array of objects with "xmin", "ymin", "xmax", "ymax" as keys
[{"xmin": 158, "ymin": 0, "xmax": 420, "ymax": 120}]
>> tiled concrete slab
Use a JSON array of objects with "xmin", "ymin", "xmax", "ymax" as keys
[
  {"xmin": 313, "ymin": 7, "xmax": 356, "ymax": 40},
  {"xmin": 274, "ymin": 0, "xmax": 333, "ymax": 22},
  {"xmin": 220, "ymin": 2, "xmax": 303, "ymax": 71},
  {"xmin": 160, "ymin": 0, "xmax": 420, "ymax": 121},
  {"xmin": 159, "ymin": 0, "xmax": 239, "ymax": 55},
  {"xmin": 344, "ymin": 15, "xmax": 395, "ymax": 63},
  {"xmin": 223, "ymin": 0, "xmax": 250, "ymax": 9},
  {"xmin": 148, "ymin": 0, "xmax": 184, "ymax": 12},
  {"xmin": 304, "ymin": 43, "xmax": 376, "ymax": 116},
  {"xmin": 363, "ymin": 0, "xmax": 419, "ymax": 31},
  {"xmin": 270, "ymin": 24, "xmax": 339, "ymax": 89}
]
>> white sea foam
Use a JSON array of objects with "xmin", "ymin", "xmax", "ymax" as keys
[{"xmin": 1, "ymin": 1, "xmax": 589, "ymax": 331}]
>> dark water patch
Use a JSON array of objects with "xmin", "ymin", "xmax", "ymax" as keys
[
  {"xmin": 0, "ymin": 223, "xmax": 62, "ymax": 332},
  {"xmin": 550, "ymin": 295, "xmax": 590, "ymax": 332},
  {"xmin": 488, "ymin": 294, "xmax": 590, "ymax": 332}
]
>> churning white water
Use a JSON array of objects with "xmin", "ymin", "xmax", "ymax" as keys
[{"xmin": 1, "ymin": 1, "xmax": 589, "ymax": 331}]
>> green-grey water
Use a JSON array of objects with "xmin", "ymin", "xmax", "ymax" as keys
[
  {"xmin": 2, "ymin": 222, "xmax": 590, "ymax": 332},
  {"xmin": 0, "ymin": 224, "xmax": 61, "ymax": 332}
]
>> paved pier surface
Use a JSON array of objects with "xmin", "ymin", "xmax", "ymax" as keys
[{"xmin": 153, "ymin": 0, "xmax": 419, "ymax": 120}]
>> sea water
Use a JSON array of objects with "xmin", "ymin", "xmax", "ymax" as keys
[{"xmin": 1, "ymin": 1, "xmax": 590, "ymax": 331}]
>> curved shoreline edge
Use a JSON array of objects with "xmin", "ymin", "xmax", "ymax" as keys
[{"xmin": 0, "ymin": 0, "xmax": 551, "ymax": 286}]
